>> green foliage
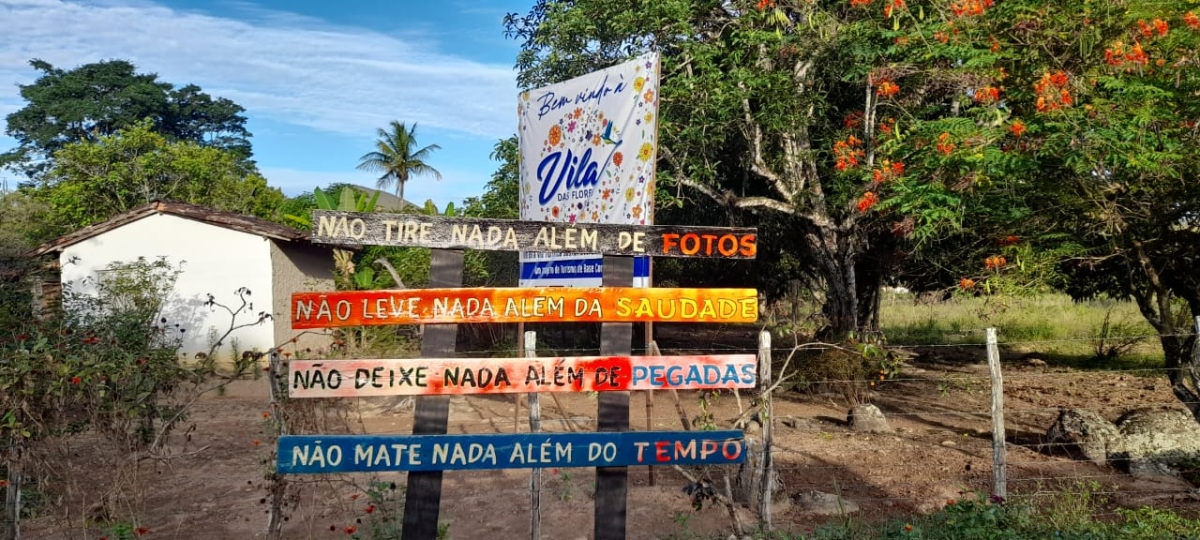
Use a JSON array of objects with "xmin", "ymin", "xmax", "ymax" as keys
[
  {"xmin": 2, "ymin": 59, "xmax": 251, "ymax": 178},
  {"xmin": 34, "ymin": 119, "xmax": 283, "ymax": 232},
  {"xmin": 0, "ymin": 257, "xmax": 189, "ymax": 448}
]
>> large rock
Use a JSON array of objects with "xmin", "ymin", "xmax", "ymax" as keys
[
  {"xmin": 1044, "ymin": 408, "xmax": 1123, "ymax": 464},
  {"xmin": 1112, "ymin": 407, "xmax": 1200, "ymax": 478},
  {"xmin": 847, "ymin": 404, "xmax": 891, "ymax": 433},
  {"xmin": 794, "ymin": 490, "xmax": 860, "ymax": 515}
]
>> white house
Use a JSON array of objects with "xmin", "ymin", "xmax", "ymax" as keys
[{"xmin": 30, "ymin": 201, "xmax": 335, "ymax": 365}]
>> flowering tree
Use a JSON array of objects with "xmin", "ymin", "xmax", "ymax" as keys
[{"xmin": 507, "ymin": 0, "xmax": 1200, "ymax": 419}]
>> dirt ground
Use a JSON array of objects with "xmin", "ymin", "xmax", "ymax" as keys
[{"xmin": 21, "ymin": 343, "xmax": 1200, "ymax": 540}]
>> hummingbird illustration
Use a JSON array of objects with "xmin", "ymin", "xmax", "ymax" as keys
[{"xmin": 601, "ymin": 120, "xmax": 622, "ymax": 145}]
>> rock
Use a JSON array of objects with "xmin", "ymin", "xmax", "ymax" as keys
[
  {"xmin": 847, "ymin": 404, "xmax": 891, "ymax": 433},
  {"xmin": 1044, "ymin": 408, "xmax": 1123, "ymax": 464},
  {"xmin": 1027, "ymin": 358, "xmax": 1047, "ymax": 367},
  {"xmin": 780, "ymin": 416, "xmax": 820, "ymax": 431},
  {"xmin": 794, "ymin": 490, "xmax": 860, "ymax": 515},
  {"xmin": 1113, "ymin": 408, "xmax": 1200, "ymax": 478},
  {"xmin": 940, "ymin": 440, "xmax": 957, "ymax": 447}
]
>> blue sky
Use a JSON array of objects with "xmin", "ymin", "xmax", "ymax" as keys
[{"xmin": 0, "ymin": 0, "xmax": 531, "ymax": 205}]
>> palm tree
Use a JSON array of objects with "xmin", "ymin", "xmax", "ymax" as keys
[{"xmin": 356, "ymin": 121, "xmax": 442, "ymax": 204}]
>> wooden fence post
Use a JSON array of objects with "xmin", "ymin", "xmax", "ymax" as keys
[
  {"xmin": 401, "ymin": 249, "xmax": 464, "ymax": 540},
  {"xmin": 756, "ymin": 331, "xmax": 774, "ymax": 530},
  {"xmin": 594, "ymin": 255, "xmax": 633, "ymax": 540},
  {"xmin": 526, "ymin": 331, "xmax": 541, "ymax": 540},
  {"xmin": 986, "ymin": 327, "xmax": 1007, "ymax": 500},
  {"xmin": 4, "ymin": 440, "xmax": 20, "ymax": 540},
  {"xmin": 265, "ymin": 348, "xmax": 287, "ymax": 538}
]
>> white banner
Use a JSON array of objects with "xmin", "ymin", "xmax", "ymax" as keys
[{"xmin": 518, "ymin": 52, "xmax": 660, "ymax": 287}]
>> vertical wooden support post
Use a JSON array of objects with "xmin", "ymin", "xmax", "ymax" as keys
[
  {"xmin": 986, "ymin": 327, "xmax": 1007, "ymax": 500},
  {"xmin": 594, "ymin": 255, "xmax": 633, "ymax": 540},
  {"xmin": 4, "ymin": 441, "xmax": 20, "ymax": 540},
  {"xmin": 401, "ymin": 249, "xmax": 464, "ymax": 540},
  {"xmin": 756, "ymin": 331, "xmax": 773, "ymax": 530},
  {"xmin": 526, "ymin": 331, "xmax": 541, "ymax": 540},
  {"xmin": 265, "ymin": 349, "xmax": 287, "ymax": 539},
  {"xmin": 515, "ymin": 324, "xmax": 524, "ymax": 433},
  {"xmin": 645, "ymin": 338, "xmax": 656, "ymax": 487}
]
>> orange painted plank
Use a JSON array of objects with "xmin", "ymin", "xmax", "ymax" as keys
[
  {"xmin": 287, "ymin": 355, "xmax": 757, "ymax": 398},
  {"xmin": 290, "ymin": 287, "xmax": 758, "ymax": 329}
]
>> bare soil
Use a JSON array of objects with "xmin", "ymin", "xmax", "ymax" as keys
[{"xmin": 21, "ymin": 345, "xmax": 1200, "ymax": 540}]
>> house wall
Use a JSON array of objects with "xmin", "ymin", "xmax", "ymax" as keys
[
  {"xmin": 59, "ymin": 213, "xmax": 276, "ymax": 365},
  {"xmin": 269, "ymin": 241, "xmax": 335, "ymax": 354}
]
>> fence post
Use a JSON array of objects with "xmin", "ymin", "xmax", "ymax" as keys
[
  {"xmin": 986, "ymin": 327, "xmax": 1007, "ymax": 500},
  {"xmin": 265, "ymin": 348, "xmax": 287, "ymax": 538},
  {"xmin": 526, "ymin": 331, "xmax": 541, "ymax": 540},
  {"xmin": 594, "ymin": 255, "xmax": 633, "ymax": 540},
  {"xmin": 4, "ymin": 440, "xmax": 20, "ymax": 540},
  {"xmin": 756, "ymin": 331, "xmax": 773, "ymax": 530}
]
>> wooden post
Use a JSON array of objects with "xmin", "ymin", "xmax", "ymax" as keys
[
  {"xmin": 4, "ymin": 440, "xmax": 20, "ymax": 540},
  {"xmin": 650, "ymin": 341, "xmax": 692, "ymax": 431},
  {"xmin": 594, "ymin": 255, "xmax": 633, "ymax": 540},
  {"xmin": 515, "ymin": 325, "xmax": 524, "ymax": 433},
  {"xmin": 526, "ymin": 331, "xmax": 541, "ymax": 540},
  {"xmin": 986, "ymin": 327, "xmax": 1007, "ymax": 500},
  {"xmin": 756, "ymin": 331, "xmax": 773, "ymax": 530},
  {"xmin": 401, "ymin": 249, "xmax": 464, "ymax": 540},
  {"xmin": 645, "ymin": 340, "xmax": 656, "ymax": 487},
  {"xmin": 265, "ymin": 349, "xmax": 287, "ymax": 539}
]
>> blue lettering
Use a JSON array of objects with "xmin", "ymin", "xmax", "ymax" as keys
[
  {"xmin": 740, "ymin": 364, "xmax": 756, "ymax": 384},
  {"xmin": 666, "ymin": 366, "xmax": 683, "ymax": 386},
  {"xmin": 704, "ymin": 365, "xmax": 721, "ymax": 385},
  {"xmin": 537, "ymin": 91, "xmax": 571, "ymax": 119},
  {"xmin": 632, "ymin": 365, "xmax": 648, "ymax": 385},
  {"xmin": 722, "ymin": 364, "xmax": 741, "ymax": 385},
  {"xmin": 686, "ymin": 365, "xmax": 703, "ymax": 386},
  {"xmin": 649, "ymin": 365, "xmax": 664, "ymax": 386},
  {"xmin": 536, "ymin": 144, "xmax": 621, "ymax": 205}
]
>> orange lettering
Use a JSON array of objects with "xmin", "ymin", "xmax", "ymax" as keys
[
  {"xmin": 680, "ymin": 234, "xmax": 701, "ymax": 255},
  {"xmin": 739, "ymin": 235, "xmax": 757, "ymax": 257},
  {"xmin": 718, "ymin": 235, "xmax": 738, "ymax": 257},
  {"xmin": 662, "ymin": 233, "xmax": 680, "ymax": 254}
]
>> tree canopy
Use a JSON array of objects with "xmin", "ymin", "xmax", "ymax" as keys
[
  {"xmin": 2, "ymin": 59, "xmax": 252, "ymax": 178},
  {"xmin": 35, "ymin": 120, "xmax": 282, "ymax": 234},
  {"xmin": 356, "ymin": 121, "xmax": 442, "ymax": 204}
]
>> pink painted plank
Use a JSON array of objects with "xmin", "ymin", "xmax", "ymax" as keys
[{"xmin": 286, "ymin": 355, "xmax": 757, "ymax": 398}]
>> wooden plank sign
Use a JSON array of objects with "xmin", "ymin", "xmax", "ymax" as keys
[
  {"xmin": 287, "ymin": 354, "xmax": 757, "ymax": 398},
  {"xmin": 277, "ymin": 431, "xmax": 746, "ymax": 474},
  {"xmin": 291, "ymin": 287, "xmax": 758, "ymax": 329},
  {"xmin": 310, "ymin": 210, "xmax": 758, "ymax": 259}
]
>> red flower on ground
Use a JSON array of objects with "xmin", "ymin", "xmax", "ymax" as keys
[
  {"xmin": 135, "ymin": 526, "xmax": 149, "ymax": 536},
  {"xmin": 71, "ymin": 376, "xmax": 81, "ymax": 385},
  {"xmin": 1186, "ymin": 12, "xmax": 1200, "ymax": 30},
  {"xmin": 344, "ymin": 525, "xmax": 357, "ymax": 534},
  {"xmin": 261, "ymin": 412, "xmax": 270, "ymax": 419},
  {"xmin": 936, "ymin": 132, "xmax": 956, "ymax": 155},
  {"xmin": 850, "ymin": 0, "xmax": 872, "ymax": 6},
  {"xmin": 973, "ymin": 86, "xmax": 1000, "ymax": 104},
  {"xmin": 958, "ymin": 279, "xmax": 975, "ymax": 290},
  {"xmin": 365, "ymin": 504, "xmax": 376, "ymax": 514}
]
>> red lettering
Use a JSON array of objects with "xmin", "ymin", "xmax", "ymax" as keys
[
  {"xmin": 722, "ymin": 440, "xmax": 742, "ymax": 460},
  {"xmin": 680, "ymin": 234, "xmax": 701, "ymax": 255},
  {"xmin": 739, "ymin": 235, "xmax": 757, "ymax": 257},
  {"xmin": 717, "ymin": 234, "xmax": 738, "ymax": 257},
  {"xmin": 701, "ymin": 234, "xmax": 718, "ymax": 255},
  {"xmin": 655, "ymin": 441, "xmax": 671, "ymax": 462},
  {"xmin": 662, "ymin": 233, "xmax": 680, "ymax": 254}
]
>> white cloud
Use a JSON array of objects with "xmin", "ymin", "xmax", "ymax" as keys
[{"xmin": 0, "ymin": 0, "xmax": 518, "ymax": 139}]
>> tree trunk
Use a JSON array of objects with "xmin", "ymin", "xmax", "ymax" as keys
[
  {"xmin": 806, "ymin": 224, "xmax": 880, "ymax": 341},
  {"xmin": 1160, "ymin": 330, "xmax": 1200, "ymax": 424}
]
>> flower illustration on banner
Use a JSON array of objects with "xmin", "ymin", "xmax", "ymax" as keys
[
  {"xmin": 644, "ymin": 89, "xmax": 655, "ymax": 103},
  {"xmin": 625, "ymin": 187, "xmax": 635, "ymax": 202},
  {"xmin": 567, "ymin": 120, "xmax": 577, "ymax": 133},
  {"xmin": 592, "ymin": 134, "xmax": 602, "ymax": 146},
  {"xmin": 645, "ymin": 112, "xmax": 653, "ymax": 123},
  {"xmin": 613, "ymin": 152, "xmax": 624, "ymax": 166},
  {"xmin": 548, "ymin": 125, "xmax": 563, "ymax": 146},
  {"xmin": 633, "ymin": 77, "xmax": 646, "ymax": 92},
  {"xmin": 638, "ymin": 142, "xmax": 654, "ymax": 161},
  {"xmin": 632, "ymin": 206, "xmax": 643, "ymax": 219},
  {"xmin": 551, "ymin": 206, "xmax": 560, "ymax": 218}
]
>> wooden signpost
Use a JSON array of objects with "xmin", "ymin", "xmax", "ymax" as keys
[
  {"xmin": 277, "ymin": 431, "xmax": 747, "ymax": 474},
  {"xmin": 291, "ymin": 287, "xmax": 758, "ymax": 328},
  {"xmin": 309, "ymin": 210, "xmax": 758, "ymax": 259},
  {"xmin": 278, "ymin": 212, "xmax": 761, "ymax": 540},
  {"xmin": 286, "ymin": 355, "xmax": 758, "ymax": 397}
]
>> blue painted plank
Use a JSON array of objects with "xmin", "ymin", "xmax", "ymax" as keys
[{"xmin": 277, "ymin": 430, "xmax": 745, "ymax": 474}]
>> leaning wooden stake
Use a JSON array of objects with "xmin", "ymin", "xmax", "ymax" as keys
[
  {"xmin": 986, "ymin": 327, "xmax": 1007, "ymax": 500},
  {"xmin": 650, "ymin": 341, "xmax": 692, "ymax": 431},
  {"xmin": 756, "ymin": 331, "xmax": 774, "ymax": 530},
  {"xmin": 401, "ymin": 249, "xmax": 464, "ymax": 540},
  {"xmin": 594, "ymin": 255, "xmax": 633, "ymax": 540},
  {"xmin": 526, "ymin": 331, "xmax": 541, "ymax": 540},
  {"xmin": 645, "ymin": 339, "xmax": 658, "ymax": 486}
]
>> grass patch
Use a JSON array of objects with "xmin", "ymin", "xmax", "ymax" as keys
[{"xmin": 880, "ymin": 293, "xmax": 1163, "ymax": 367}]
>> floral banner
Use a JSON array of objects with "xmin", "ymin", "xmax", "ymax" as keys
[{"xmin": 518, "ymin": 52, "xmax": 660, "ymax": 286}]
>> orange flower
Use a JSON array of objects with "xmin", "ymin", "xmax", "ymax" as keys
[
  {"xmin": 934, "ymin": 31, "xmax": 949, "ymax": 44},
  {"xmin": 876, "ymin": 80, "xmax": 900, "ymax": 98},
  {"xmin": 850, "ymin": 0, "xmax": 872, "ymax": 6},
  {"xmin": 936, "ymin": 132, "xmax": 955, "ymax": 155},
  {"xmin": 857, "ymin": 191, "xmax": 879, "ymax": 212},
  {"xmin": 984, "ymin": 255, "xmax": 1007, "ymax": 269},
  {"xmin": 833, "ymin": 136, "xmax": 865, "ymax": 171},
  {"xmin": 894, "ymin": 36, "xmax": 910, "ymax": 46},
  {"xmin": 1153, "ymin": 18, "xmax": 1168, "ymax": 36},
  {"xmin": 1009, "ymin": 120, "xmax": 1026, "ymax": 137},
  {"xmin": 973, "ymin": 86, "xmax": 1000, "ymax": 104},
  {"xmin": 548, "ymin": 125, "xmax": 563, "ymax": 146},
  {"xmin": 844, "ymin": 111, "xmax": 864, "ymax": 129},
  {"xmin": 643, "ymin": 89, "xmax": 655, "ymax": 103},
  {"xmin": 959, "ymin": 278, "xmax": 975, "ymax": 290},
  {"xmin": 949, "ymin": 0, "xmax": 992, "ymax": 17},
  {"xmin": 612, "ymin": 152, "xmax": 624, "ymax": 167},
  {"xmin": 1186, "ymin": 12, "xmax": 1200, "ymax": 30},
  {"xmin": 904, "ymin": 524, "xmax": 914, "ymax": 532},
  {"xmin": 345, "ymin": 525, "xmax": 357, "ymax": 534},
  {"xmin": 999, "ymin": 235, "xmax": 1020, "ymax": 246},
  {"xmin": 758, "ymin": 0, "xmax": 775, "ymax": 9},
  {"xmin": 989, "ymin": 36, "xmax": 1000, "ymax": 53},
  {"xmin": 891, "ymin": 161, "xmax": 905, "ymax": 176}
]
